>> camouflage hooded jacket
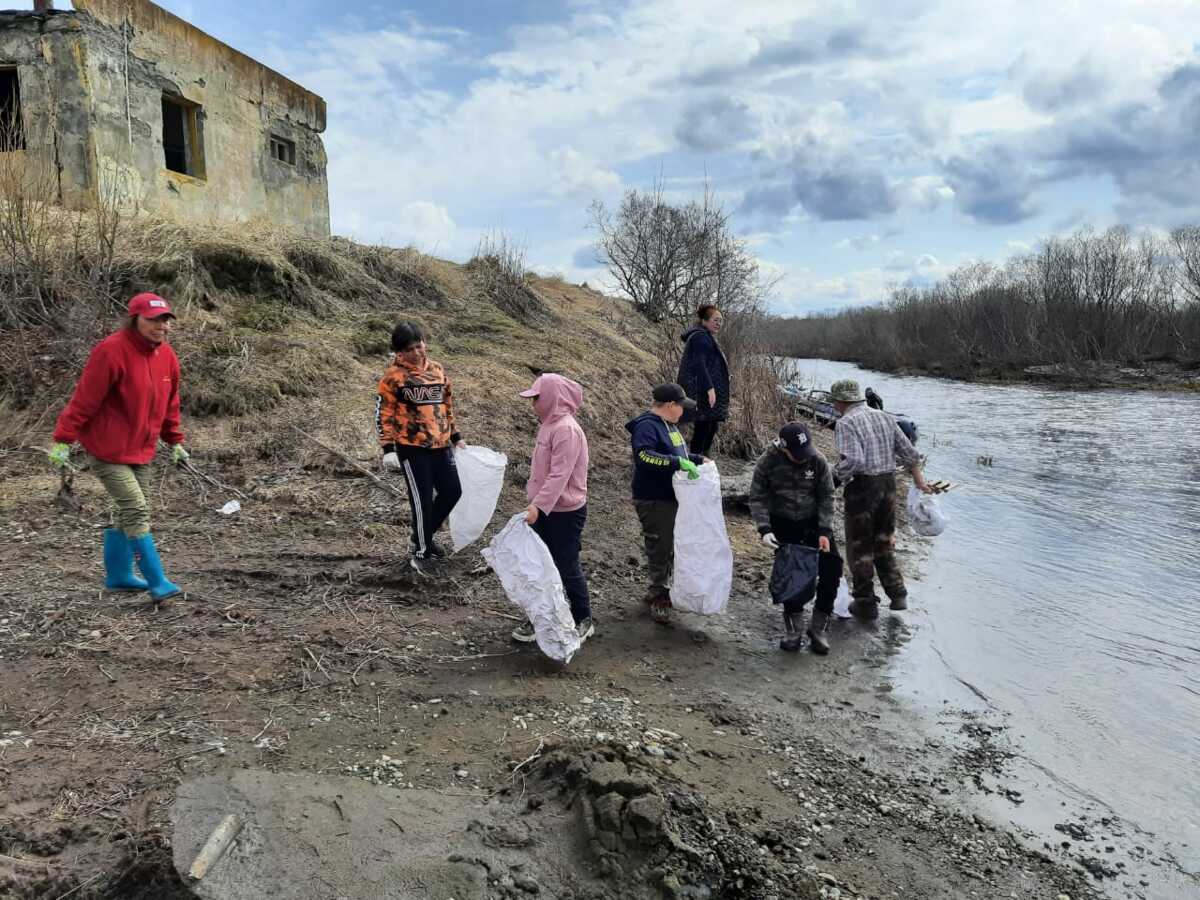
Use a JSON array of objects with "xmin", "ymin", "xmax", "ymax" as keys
[
  {"xmin": 376, "ymin": 356, "xmax": 461, "ymax": 451},
  {"xmin": 748, "ymin": 444, "xmax": 835, "ymax": 537}
]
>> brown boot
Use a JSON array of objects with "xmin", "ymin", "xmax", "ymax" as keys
[
  {"xmin": 847, "ymin": 595, "xmax": 880, "ymax": 621},
  {"xmin": 779, "ymin": 610, "xmax": 802, "ymax": 652},
  {"xmin": 889, "ymin": 594, "xmax": 908, "ymax": 611},
  {"xmin": 807, "ymin": 610, "xmax": 830, "ymax": 655}
]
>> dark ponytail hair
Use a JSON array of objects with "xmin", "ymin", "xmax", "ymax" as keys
[
  {"xmin": 391, "ymin": 321, "xmax": 425, "ymax": 352},
  {"xmin": 697, "ymin": 304, "xmax": 719, "ymax": 322}
]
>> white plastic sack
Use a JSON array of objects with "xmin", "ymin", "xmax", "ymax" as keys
[
  {"xmin": 449, "ymin": 445, "xmax": 508, "ymax": 552},
  {"xmin": 906, "ymin": 484, "xmax": 947, "ymax": 537},
  {"xmin": 481, "ymin": 513, "xmax": 582, "ymax": 663},
  {"xmin": 833, "ymin": 581, "xmax": 852, "ymax": 619},
  {"xmin": 670, "ymin": 461, "xmax": 733, "ymax": 615}
]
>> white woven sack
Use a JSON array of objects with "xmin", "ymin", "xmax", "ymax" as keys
[
  {"xmin": 482, "ymin": 514, "xmax": 582, "ymax": 663},
  {"xmin": 670, "ymin": 461, "xmax": 733, "ymax": 615},
  {"xmin": 449, "ymin": 445, "xmax": 508, "ymax": 551}
]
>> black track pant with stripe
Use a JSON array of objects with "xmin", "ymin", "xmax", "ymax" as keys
[{"xmin": 397, "ymin": 446, "xmax": 462, "ymax": 558}]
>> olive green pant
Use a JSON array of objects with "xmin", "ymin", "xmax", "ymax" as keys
[
  {"xmin": 89, "ymin": 456, "xmax": 152, "ymax": 538},
  {"xmin": 634, "ymin": 499, "xmax": 677, "ymax": 593}
]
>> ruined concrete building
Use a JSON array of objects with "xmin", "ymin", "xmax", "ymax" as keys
[{"xmin": 0, "ymin": 0, "xmax": 330, "ymax": 236}]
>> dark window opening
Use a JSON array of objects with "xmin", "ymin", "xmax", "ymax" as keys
[
  {"xmin": 0, "ymin": 69, "xmax": 24, "ymax": 152},
  {"xmin": 270, "ymin": 135, "xmax": 296, "ymax": 166},
  {"xmin": 161, "ymin": 94, "xmax": 205, "ymax": 178}
]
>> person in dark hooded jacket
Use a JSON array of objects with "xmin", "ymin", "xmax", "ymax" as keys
[
  {"xmin": 676, "ymin": 305, "xmax": 730, "ymax": 456},
  {"xmin": 625, "ymin": 383, "xmax": 704, "ymax": 625},
  {"xmin": 749, "ymin": 422, "xmax": 842, "ymax": 655}
]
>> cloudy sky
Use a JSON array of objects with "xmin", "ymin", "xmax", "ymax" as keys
[{"xmin": 148, "ymin": 0, "xmax": 1200, "ymax": 315}]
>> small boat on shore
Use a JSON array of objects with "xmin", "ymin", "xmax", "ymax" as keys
[{"xmin": 780, "ymin": 384, "xmax": 920, "ymax": 443}]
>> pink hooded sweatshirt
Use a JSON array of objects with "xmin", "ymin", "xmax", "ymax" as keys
[{"xmin": 522, "ymin": 374, "xmax": 589, "ymax": 514}]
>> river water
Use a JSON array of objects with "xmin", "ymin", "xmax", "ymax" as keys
[{"xmin": 786, "ymin": 359, "xmax": 1199, "ymax": 896}]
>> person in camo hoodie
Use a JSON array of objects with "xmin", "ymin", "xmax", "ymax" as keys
[
  {"xmin": 510, "ymin": 373, "xmax": 594, "ymax": 644},
  {"xmin": 750, "ymin": 422, "xmax": 842, "ymax": 655},
  {"xmin": 376, "ymin": 321, "xmax": 465, "ymax": 573}
]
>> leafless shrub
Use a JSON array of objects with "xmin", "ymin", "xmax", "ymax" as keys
[
  {"xmin": 0, "ymin": 120, "xmax": 61, "ymax": 327},
  {"xmin": 467, "ymin": 230, "xmax": 548, "ymax": 322}
]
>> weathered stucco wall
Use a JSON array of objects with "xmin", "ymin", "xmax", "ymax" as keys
[
  {"xmin": 0, "ymin": 12, "xmax": 95, "ymax": 208},
  {"xmin": 0, "ymin": 1, "xmax": 330, "ymax": 238}
]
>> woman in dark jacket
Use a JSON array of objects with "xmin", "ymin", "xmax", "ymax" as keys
[{"xmin": 676, "ymin": 304, "xmax": 730, "ymax": 455}]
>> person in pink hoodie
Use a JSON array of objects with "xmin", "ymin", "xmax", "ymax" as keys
[{"xmin": 511, "ymin": 373, "xmax": 593, "ymax": 643}]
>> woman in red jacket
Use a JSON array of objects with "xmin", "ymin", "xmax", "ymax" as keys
[{"xmin": 50, "ymin": 293, "xmax": 188, "ymax": 601}]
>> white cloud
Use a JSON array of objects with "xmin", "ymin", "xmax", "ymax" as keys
[
  {"xmin": 547, "ymin": 146, "xmax": 622, "ymax": 198},
  {"xmin": 836, "ymin": 234, "xmax": 883, "ymax": 251},
  {"xmin": 361, "ymin": 201, "xmax": 457, "ymax": 251},
  {"xmin": 239, "ymin": 0, "xmax": 1200, "ymax": 303}
]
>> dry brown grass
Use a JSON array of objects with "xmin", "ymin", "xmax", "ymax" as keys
[{"xmin": 1, "ymin": 210, "xmax": 787, "ymax": 465}]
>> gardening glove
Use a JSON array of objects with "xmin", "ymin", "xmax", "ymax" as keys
[
  {"xmin": 169, "ymin": 444, "xmax": 190, "ymax": 465},
  {"xmin": 761, "ymin": 532, "xmax": 779, "ymax": 550},
  {"xmin": 678, "ymin": 458, "xmax": 701, "ymax": 480},
  {"xmin": 382, "ymin": 451, "xmax": 402, "ymax": 471},
  {"xmin": 48, "ymin": 442, "xmax": 71, "ymax": 469}
]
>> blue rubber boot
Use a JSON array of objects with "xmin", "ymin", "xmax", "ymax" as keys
[
  {"xmin": 129, "ymin": 533, "xmax": 182, "ymax": 601},
  {"xmin": 102, "ymin": 528, "xmax": 149, "ymax": 592}
]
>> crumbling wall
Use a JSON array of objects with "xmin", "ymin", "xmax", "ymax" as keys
[
  {"xmin": 0, "ymin": 12, "xmax": 94, "ymax": 208},
  {"xmin": 73, "ymin": 0, "xmax": 330, "ymax": 236}
]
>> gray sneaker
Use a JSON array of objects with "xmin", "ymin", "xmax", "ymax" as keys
[
  {"xmin": 576, "ymin": 617, "xmax": 595, "ymax": 641},
  {"xmin": 511, "ymin": 620, "xmax": 537, "ymax": 643}
]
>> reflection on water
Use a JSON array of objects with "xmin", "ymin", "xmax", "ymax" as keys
[{"xmin": 788, "ymin": 360, "xmax": 1200, "ymax": 875}]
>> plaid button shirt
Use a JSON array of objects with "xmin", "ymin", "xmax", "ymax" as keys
[{"xmin": 834, "ymin": 403, "xmax": 920, "ymax": 483}]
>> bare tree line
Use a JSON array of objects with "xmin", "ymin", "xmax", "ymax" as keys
[{"xmin": 769, "ymin": 225, "xmax": 1200, "ymax": 377}]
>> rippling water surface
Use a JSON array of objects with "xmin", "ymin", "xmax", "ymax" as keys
[{"xmin": 788, "ymin": 359, "xmax": 1200, "ymax": 883}]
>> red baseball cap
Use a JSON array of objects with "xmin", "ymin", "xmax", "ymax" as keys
[{"xmin": 127, "ymin": 293, "xmax": 174, "ymax": 319}]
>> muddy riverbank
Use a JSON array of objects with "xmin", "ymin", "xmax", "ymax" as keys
[{"xmin": 0, "ymin": 421, "xmax": 1107, "ymax": 899}]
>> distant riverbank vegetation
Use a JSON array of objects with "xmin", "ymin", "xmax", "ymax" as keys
[{"xmin": 771, "ymin": 225, "xmax": 1200, "ymax": 384}]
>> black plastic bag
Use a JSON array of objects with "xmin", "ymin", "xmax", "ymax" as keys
[{"xmin": 769, "ymin": 543, "xmax": 820, "ymax": 606}]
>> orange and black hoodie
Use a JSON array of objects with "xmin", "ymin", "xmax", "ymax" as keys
[{"xmin": 376, "ymin": 355, "xmax": 461, "ymax": 452}]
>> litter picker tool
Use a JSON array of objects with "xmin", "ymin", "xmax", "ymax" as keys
[
  {"xmin": 288, "ymin": 425, "xmax": 408, "ymax": 501},
  {"xmin": 159, "ymin": 441, "xmax": 250, "ymax": 502}
]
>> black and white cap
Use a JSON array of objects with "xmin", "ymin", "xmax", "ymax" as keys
[{"xmin": 779, "ymin": 421, "xmax": 816, "ymax": 458}]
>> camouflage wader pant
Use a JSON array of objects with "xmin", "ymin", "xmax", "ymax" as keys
[{"xmin": 843, "ymin": 473, "xmax": 906, "ymax": 603}]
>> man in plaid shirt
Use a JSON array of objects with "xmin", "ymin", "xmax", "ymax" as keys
[{"xmin": 831, "ymin": 379, "xmax": 934, "ymax": 620}]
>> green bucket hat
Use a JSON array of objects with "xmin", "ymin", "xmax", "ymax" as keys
[{"xmin": 829, "ymin": 379, "xmax": 864, "ymax": 402}]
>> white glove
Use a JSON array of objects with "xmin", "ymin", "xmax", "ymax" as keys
[
  {"xmin": 761, "ymin": 532, "xmax": 779, "ymax": 550},
  {"xmin": 382, "ymin": 452, "xmax": 401, "ymax": 471}
]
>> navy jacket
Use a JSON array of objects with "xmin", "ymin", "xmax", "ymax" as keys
[
  {"xmin": 677, "ymin": 326, "xmax": 730, "ymax": 422},
  {"xmin": 625, "ymin": 411, "xmax": 704, "ymax": 502}
]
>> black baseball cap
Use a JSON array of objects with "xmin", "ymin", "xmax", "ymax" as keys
[
  {"xmin": 779, "ymin": 421, "xmax": 816, "ymax": 458},
  {"xmin": 652, "ymin": 382, "xmax": 697, "ymax": 411}
]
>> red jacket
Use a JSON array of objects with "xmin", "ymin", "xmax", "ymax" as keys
[{"xmin": 54, "ymin": 328, "xmax": 184, "ymax": 464}]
